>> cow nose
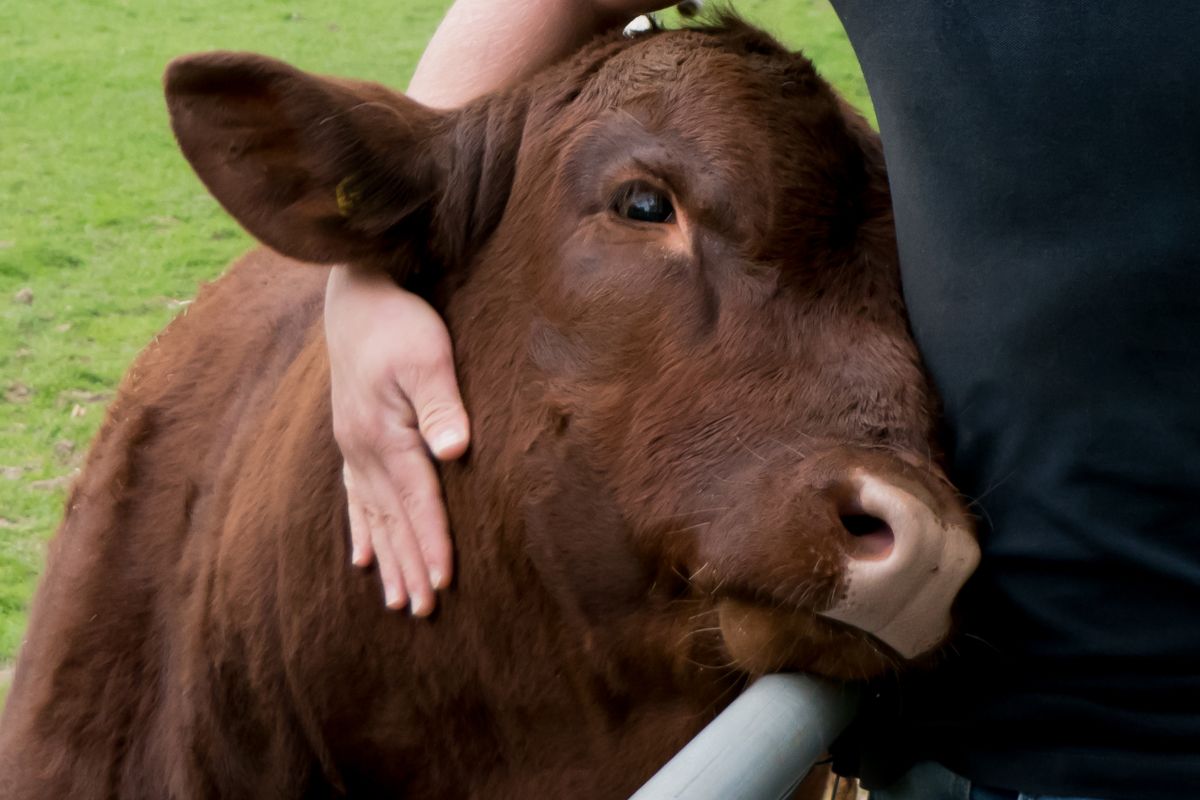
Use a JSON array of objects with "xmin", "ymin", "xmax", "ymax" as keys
[{"xmin": 818, "ymin": 469, "xmax": 980, "ymax": 659}]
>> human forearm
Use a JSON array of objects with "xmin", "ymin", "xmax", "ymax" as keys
[{"xmin": 408, "ymin": 0, "xmax": 672, "ymax": 107}]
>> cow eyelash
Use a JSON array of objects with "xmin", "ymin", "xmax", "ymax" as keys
[{"xmin": 611, "ymin": 181, "xmax": 676, "ymax": 224}]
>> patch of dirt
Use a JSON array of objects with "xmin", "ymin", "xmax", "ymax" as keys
[
  {"xmin": 53, "ymin": 439, "xmax": 76, "ymax": 464},
  {"xmin": 12, "ymin": 287, "xmax": 33, "ymax": 305},
  {"xmin": 1, "ymin": 466, "xmax": 27, "ymax": 481},
  {"xmin": 5, "ymin": 382, "xmax": 32, "ymax": 403},
  {"xmin": 29, "ymin": 472, "xmax": 76, "ymax": 492},
  {"xmin": 58, "ymin": 389, "xmax": 110, "ymax": 405}
]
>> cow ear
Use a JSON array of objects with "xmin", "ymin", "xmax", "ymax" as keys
[{"xmin": 165, "ymin": 52, "xmax": 516, "ymax": 280}]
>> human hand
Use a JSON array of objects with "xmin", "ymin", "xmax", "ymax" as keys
[{"xmin": 325, "ymin": 265, "xmax": 469, "ymax": 616}]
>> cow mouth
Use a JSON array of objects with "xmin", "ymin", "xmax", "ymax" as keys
[{"xmin": 714, "ymin": 598, "xmax": 913, "ymax": 680}]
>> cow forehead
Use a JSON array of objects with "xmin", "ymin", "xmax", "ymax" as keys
[{"xmin": 579, "ymin": 29, "xmax": 807, "ymax": 129}]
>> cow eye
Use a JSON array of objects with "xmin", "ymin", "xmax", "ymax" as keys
[{"xmin": 613, "ymin": 182, "xmax": 675, "ymax": 224}]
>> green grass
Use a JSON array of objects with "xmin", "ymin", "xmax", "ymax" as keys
[{"xmin": 0, "ymin": 1, "xmax": 869, "ymax": 669}]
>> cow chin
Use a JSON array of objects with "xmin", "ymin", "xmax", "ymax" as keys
[{"xmin": 716, "ymin": 598, "xmax": 908, "ymax": 680}]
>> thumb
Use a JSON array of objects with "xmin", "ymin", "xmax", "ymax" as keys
[{"xmin": 408, "ymin": 358, "xmax": 470, "ymax": 461}]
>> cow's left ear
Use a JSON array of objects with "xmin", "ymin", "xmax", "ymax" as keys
[{"xmin": 165, "ymin": 52, "xmax": 524, "ymax": 280}]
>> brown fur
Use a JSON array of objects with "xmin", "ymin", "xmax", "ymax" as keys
[{"xmin": 0, "ymin": 20, "xmax": 967, "ymax": 798}]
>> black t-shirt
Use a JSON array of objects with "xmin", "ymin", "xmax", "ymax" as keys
[{"xmin": 829, "ymin": 2, "xmax": 1200, "ymax": 797}]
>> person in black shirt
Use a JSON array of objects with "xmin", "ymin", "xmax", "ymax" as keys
[{"xmin": 832, "ymin": 4, "xmax": 1200, "ymax": 799}]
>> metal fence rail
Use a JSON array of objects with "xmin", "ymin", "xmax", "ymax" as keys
[{"xmin": 630, "ymin": 674, "xmax": 859, "ymax": 800}]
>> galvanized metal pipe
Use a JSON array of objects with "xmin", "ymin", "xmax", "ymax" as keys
[{"xmin": 630, "ymin": 674, "xmax": 860, "ymax": 800}]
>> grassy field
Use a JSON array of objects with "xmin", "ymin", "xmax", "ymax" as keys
[{"xmin": 0, "ymin": 0, "xmax": 870, "ymax": 688}]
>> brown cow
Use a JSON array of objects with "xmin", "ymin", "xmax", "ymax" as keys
[{"xmin": 0, "ymin": 18, "xmax": 977, "ymax": 799}]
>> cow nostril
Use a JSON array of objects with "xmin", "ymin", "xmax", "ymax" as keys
[
  {"xmin": 839, "ymin": 513, "xmax": 894, "ymax": 561},
  {"xmin": 840, "ymin": 513, "xmax": 887, "ymax": 537}
]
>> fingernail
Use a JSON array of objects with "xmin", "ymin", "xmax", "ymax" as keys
[
  {"xmin": 351, "ymin": 544, "xmax": 361, "ymax": 565},
  {"xmin": 384, "ymin": 583, "xmax": 400, "ymax": 608},
  {"xmin": 431, "ymin": 428, "xmax": 465, "ymax": 457},
  {"xmin": 410, "ymin": 595, "xmax": 429, "ymax": 617},
  {"xmin": 430, "ymin": 568, "xmax": 445, "ymax": 590}
]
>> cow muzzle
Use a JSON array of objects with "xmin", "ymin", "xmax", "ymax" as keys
[{"xmin": 705, "ymin": 447, "xmax": 979, "ymax": 674}]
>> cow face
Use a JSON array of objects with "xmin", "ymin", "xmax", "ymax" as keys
[{"xmin": 165, "ymin": 21, "xmax": 978, "ymax": 682}]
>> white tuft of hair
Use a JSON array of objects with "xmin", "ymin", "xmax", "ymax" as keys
[
  {"xmin": 623, "ymin": 3, "xmax": 704, "ymax": 39},
  {"xmin": 623, "ymin": 14, "xmax": 655, "ymax": 37}
]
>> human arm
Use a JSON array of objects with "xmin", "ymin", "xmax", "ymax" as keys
[{"xmin": 325, "ymin": 0, "xmax": 676, "ymax": 615}]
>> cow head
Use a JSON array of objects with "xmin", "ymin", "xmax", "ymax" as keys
[{"xmin": 165, "ymin": 19, "xmax": 978, "ymax": 682}]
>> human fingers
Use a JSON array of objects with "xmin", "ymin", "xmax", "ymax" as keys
[
  {"xmin": 362, "ymin": 456, "xmax": 436, "ymax": 616},
  {"xmin": 379, "ymin": 441, "xmax": 453, "ymax": 595},
  {"xmin": 364, "ymin": 495, "xmax": 410, "ymax": 611},
  {"xmin": 343, "ymin": 463, "xmax": 376, "ymax": 567}
]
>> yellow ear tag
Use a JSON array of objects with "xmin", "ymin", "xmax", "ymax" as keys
[{"xmin": 335, "ymin": 177, "xmax": 360, "ymax": 217}]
